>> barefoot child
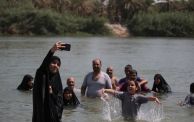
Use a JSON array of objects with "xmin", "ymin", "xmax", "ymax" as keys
[{"xmin": 103, "ymin": 80, "xmax": 160, "ymax": 120}]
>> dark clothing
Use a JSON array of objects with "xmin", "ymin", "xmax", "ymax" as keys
[
  {"xmin": 152, "ymin": 81, "xmax": 171, "ymax": 93},
  {"xmin": 32, "ymin": 50, "xmax": 63, "ymax": 122},
  {"xmin": 152, "ymin": 74, "xmax": 171, "ymax": 94},
  {"xmin": 17, "ymin": 74, "xmax": 33, "ymax": 91},
  {"xmin": 182, "ymin": 94, "xmax": 194, "ymax": 106},
  {"xmin": 118, "ymin": 77, "xmax": 141, "ymax": 85},
  {"xmin": 63, "ymin": 87, "xmax": 80, "ymax": 107},
  {"xmin": 118, "ymin": 77, "xmax": 141, "ymax": 92},
  {"xmin": 115, "ymin": 92, "xmax": 148, "ymax": 120}
]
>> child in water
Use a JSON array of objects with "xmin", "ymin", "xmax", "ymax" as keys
[
  {"xmin": 179, "ymin": 82, "xmax": 194, "ymax": 106},
  {"xmin": 103, "ymin": 80, "xmax": 160, "ymax": 120},
  {"xmin": 63, "ymin": 87, "xmax": 80, "ymax": 107}
]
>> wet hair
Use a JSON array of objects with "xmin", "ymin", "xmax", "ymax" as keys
[
  {"xmin": 127, "ymin": 80, "xmax": 140, "ymax": 93},
  {"xmin": 63, "ymin": 87, "xmax": 72, "ymax": 94},
  {"xmin": 17, "ymin": 74, "xmax": 33, "ymax": 91},
  {"xmin": 153, "ymin": 73, "xmax": 171, "ymax": 93},
  {"xmin": 190, "ymin": 83, "xmax": 194, "ymax": 93},
  {"xmin": 154, "ymin": 74, "xmax": 166, "ymax": 82},
  {"xmin": 49, "ymin": 56, "xmax": 61, "ymax": 66},
  {"xmin": 63, "ymin": 87, "xmax": 80, "ymax": 106},
  {"xmin": 125, "ymin": 64, "xmax": 132, "ymax": 70},
  {"xmin": 130, "ymin": 69, "xmax": 137, "ymax": 75}
]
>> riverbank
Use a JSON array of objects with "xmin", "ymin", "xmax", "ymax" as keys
[{"xmin": 105, "ymin": 23, "xmax": 129, "ymax": 38}]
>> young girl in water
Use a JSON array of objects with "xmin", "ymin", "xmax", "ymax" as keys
[
  {"xmin": 103, "ymin": 80, "xmax": 160, "ymax": 120},
  {"xmin": 179, "ymin": 82, "xmax": 194, "ymax": 106}
]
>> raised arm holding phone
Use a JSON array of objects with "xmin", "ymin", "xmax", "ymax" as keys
[{"xmin": 32, "ymin": 41, "xmax": 70, "ymax": 122}]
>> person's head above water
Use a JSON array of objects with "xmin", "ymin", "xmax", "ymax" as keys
[
  {"xmin": 66, "ymin": 77, "xmax": 75, "ymax": 90},
  {"xmin": 126, "ymin": 80, "xmax": 139, "ymax": 95},
  {"xmin": 154, "ymin": 74, "xmax": 166, "ymax": 85},
  {"xmin": 124, "ymin": 64, "xmax": 133, "ymax": 78},
  {"xmin": 49, "ymin": 56, "xmax": 61, "ymax": 74},
  {"xmin": 92, "ymin": 58, "xmax": 102, "ymax": 73},
  {"xmin": 106, "ymin": 66, "xmax": 114, "ymax": 77},
  {"xmin": 17, "ymin": 74, "xmax": 33, "ymax": 91},
  {"xmin": 190, "ymin": 83, "xmax": 194, "ymax": 93}
]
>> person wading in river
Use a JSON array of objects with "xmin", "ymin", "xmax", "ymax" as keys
[{"xmin": 32, "ymin": 41, "xmax": 68, "ymax": 122}]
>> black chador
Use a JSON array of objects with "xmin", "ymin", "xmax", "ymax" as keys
[{"xmin": 32, "ymin": 50, "xmax": 63, "ymax": 122}]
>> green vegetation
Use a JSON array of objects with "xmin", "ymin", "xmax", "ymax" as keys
[
  {"xmin": 128, "ymin": 12, "xmax": 194, "ymax": 37},
  {"xmin": 107, "ymin": 0, "xmax": 194, "ymax": 37},
  {"xmin": 0, "ymin": 0, "xmax": 109, "ymax": 36},
  {"xmin": 1, "ymin": 0, "xmax": 194, "ymax": 37}
]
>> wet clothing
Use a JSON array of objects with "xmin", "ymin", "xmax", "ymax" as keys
[
  {"xmin": 118, "ymin": 77, "xmax": 142, "ymax": 92},
  {"xmin": 182, "ymin": 94, "xmax": 194, "ymax": 106},
  {"xmin": 32, "ymin": 50, "xmax": 63, "ymax": 122},
  {"xmin": 82, "ymin": 71, "xmax": 112, "ymax": 97},
  {"xmin": 152, "ymin": 81, "xmax": 171, "ymax": 93},
  {"xmin": 63, "ymin": 87, "xmax": 80, "ymax": 107},
  {"xmin": 118, "ymin": 77, "xmax": 141, "ymax": 85},
  {"xmin": 17, "ymin": 74, "xmax": 33, "ymax": 91},
  {"xmin": 152, "ymin": 74, "xmax": 171, "ymax": 93},
  {"xmin": 115, "ymin": 92, "xmax": 148, "ymax": 120}
]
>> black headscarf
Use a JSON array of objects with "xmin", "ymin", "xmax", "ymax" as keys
[
  {"xmin": 152, "ymin": 74, "xmax": 171, "ymax": 93},
  {"xmin": 33, "ymin": 51, "xmax": 63, "ymax": 122},
  {"xmin": 17, "ymin": 74, "xmax": 33, "ymax": 91},
  {"xmin": 49, "ymin": 56, "xmax": 61, "ymax": 66},
  {"xmin": 63, "ymin": 87, "xmax": 80, "ymax": 107}
]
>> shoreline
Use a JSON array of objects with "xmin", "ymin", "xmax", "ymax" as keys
[{"xmin": 105, "ymin": 23, "xmax": 129, "ymax": 38}]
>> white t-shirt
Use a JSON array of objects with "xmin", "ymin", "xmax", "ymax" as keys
[{"xmin": 82, "ymin": 71, "xmax": 112, "ymax": 97}]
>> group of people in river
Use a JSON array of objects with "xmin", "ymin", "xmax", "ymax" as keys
[{"xmin": 17, "ymin": 42, "xmax": 194, "ymax": 122}]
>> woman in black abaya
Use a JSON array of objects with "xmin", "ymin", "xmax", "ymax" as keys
[{"xmin": 32, "ymin": 42, "xmax": 67, "ymax": 122}]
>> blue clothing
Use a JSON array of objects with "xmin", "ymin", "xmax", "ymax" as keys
[{"xmin": 182, "ymin": 94, "xmax": 194, "ymax": 106}]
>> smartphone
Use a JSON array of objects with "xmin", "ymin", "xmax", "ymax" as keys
[{"xmin": 60, "ymin": 44, "xmax": 71, "ymax": 51}]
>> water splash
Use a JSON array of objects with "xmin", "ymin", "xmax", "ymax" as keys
[
  {"xmin": 101, "ymin": 94, "xmax": 111, "ymax": 121},
  {"xmin": 101, "ymin": 94, "xmax": 122, "ymax": 121},
  {"xmin": 137, "ymin": 102, "xmax": 164, "ymax": 122},
  {"xmin": 101, "ymin": 94, "xmax": 164, "ymax": 122}
]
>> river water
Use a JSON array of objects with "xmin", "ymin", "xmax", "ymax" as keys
[{"xmin": 0, "ymin": 37, "xmax": 194, "ymax": 122}]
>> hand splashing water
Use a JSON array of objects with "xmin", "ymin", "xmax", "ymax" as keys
[
  {"xmin": 137, "ymin": 102, "xmax": 164, "ymax": 122},
  {"xmin": 101, "ymin": 93, "xmax": 112, "ymax": 121}
]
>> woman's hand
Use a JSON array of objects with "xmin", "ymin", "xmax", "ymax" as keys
[{"xmin": 50, "ymin": 41, "xmax": 66, "ymax": 53}]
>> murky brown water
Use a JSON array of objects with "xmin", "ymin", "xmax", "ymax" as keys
[{"xmin": 0, "ymin": 37, "xmax": 194, "ymax": 122}]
